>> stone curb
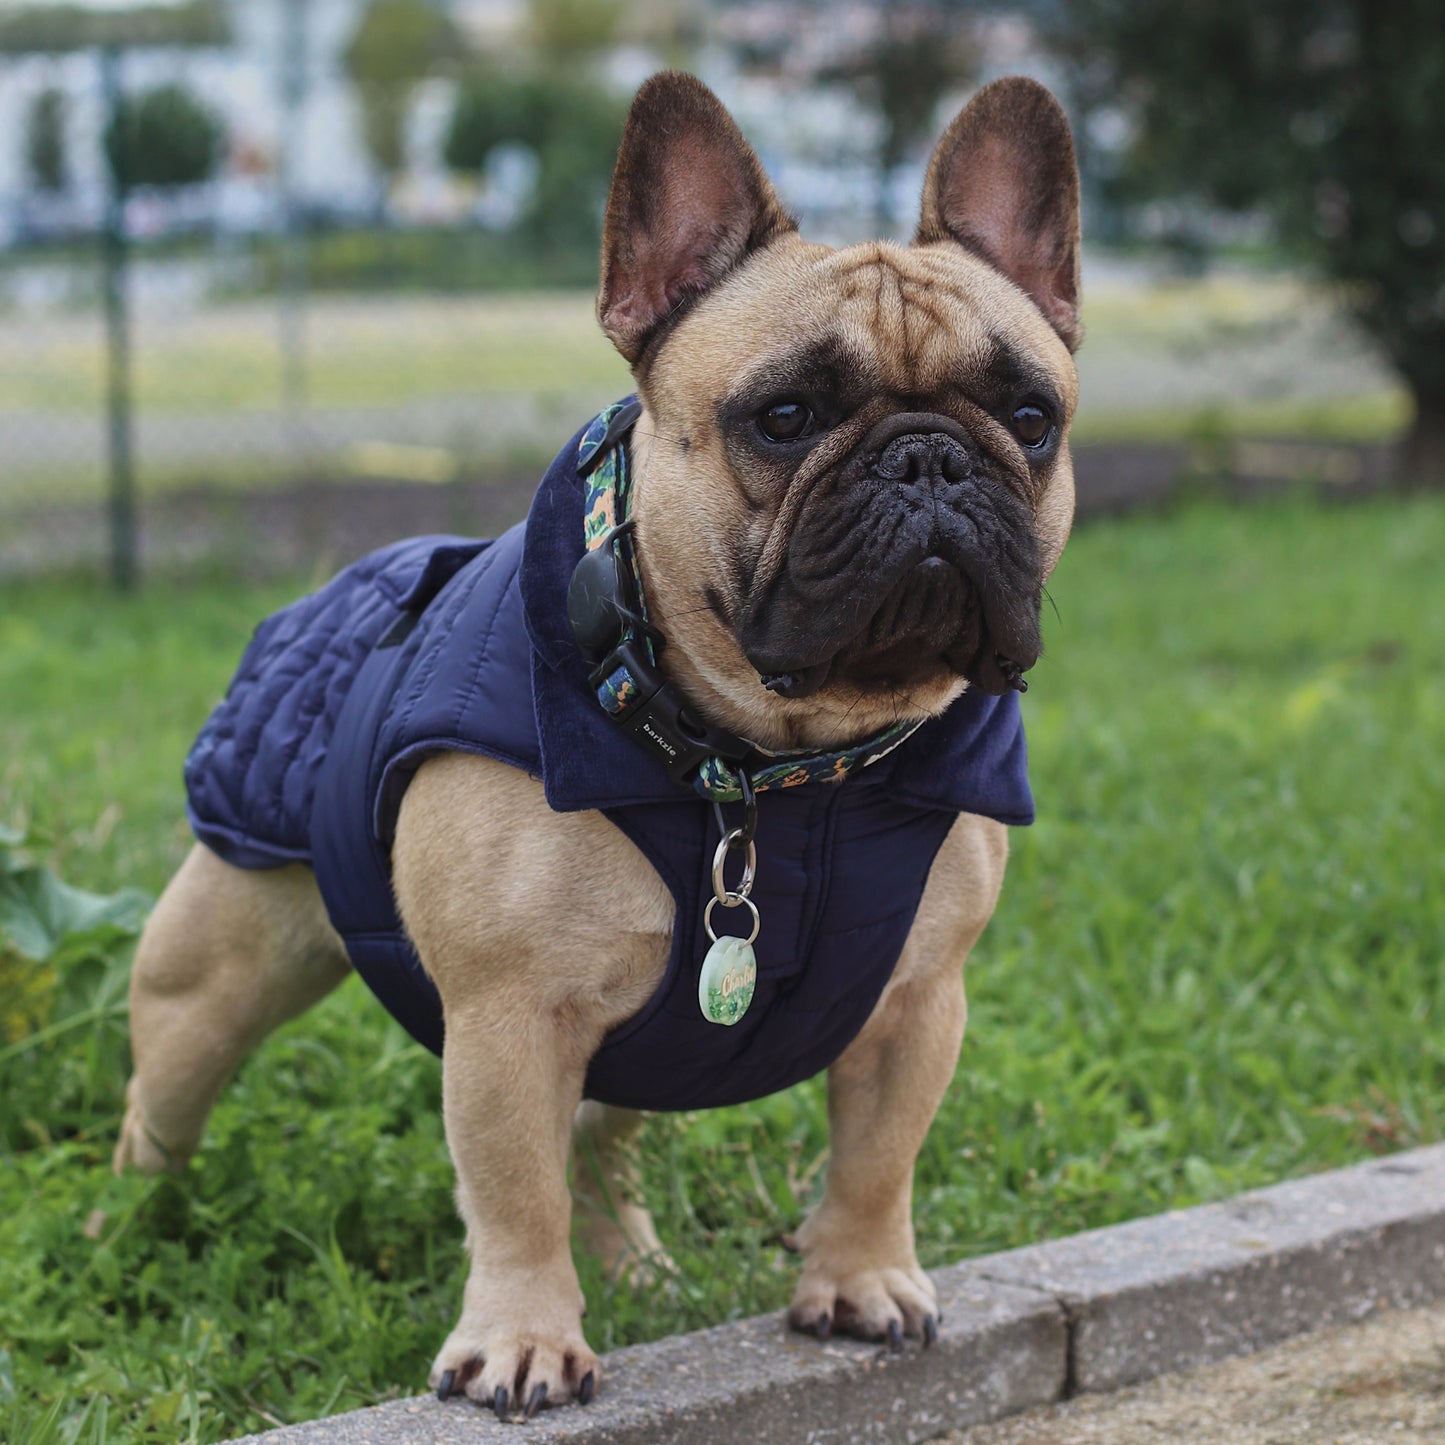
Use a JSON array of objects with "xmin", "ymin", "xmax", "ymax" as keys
[
  {"xmin": 978, "ymin": 1142, "xmax": 1445, "ymax": 1395},
  {"xmin": 232, "ymin": 1144, "xmax": 1445, "ymax": 1444}
]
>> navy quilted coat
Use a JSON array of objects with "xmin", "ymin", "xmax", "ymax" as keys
[{"xmin": 185, "ymin": 418, "xmax": 1033, "ymax": 1111}]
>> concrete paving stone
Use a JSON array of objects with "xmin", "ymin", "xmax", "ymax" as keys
[
  {"xmin": 229, "ymin": 1273, "xmax": 1065, "ymax": 1445},
  {"xmin": 977, "ymin": 1144, "xmax": 1445, "ymax": 1394}
]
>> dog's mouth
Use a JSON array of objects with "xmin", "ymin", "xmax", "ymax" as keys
[
  {"xmin": 741, "ymin": 418, "xmax": 1045, "ymax": 704},
  {"xmin": 751, "ymin": 554, "xmax": 1039, "ymax": 701}
]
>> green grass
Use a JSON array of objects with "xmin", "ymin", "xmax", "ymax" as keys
[
  {"xmin": 3, "ymin": 492, "xmax": 1444, "ymax": 1440},
  {"xmin": 1069, "ymin": 390, "xmax": 1409, "ymax": 446}
]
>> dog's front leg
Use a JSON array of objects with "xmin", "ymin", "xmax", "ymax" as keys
[
  {"xmin": 430, "ymin": 998, "xmax": 598, "ymax": 1416},
  {"xmin": 394, "ymin": 754, "xmax": 672, "ymax": 1417},
  {"xmin": 788, "ymin": 814, "xmax": 1008, "ymax": 1346},
  {"xmin": 786, "ymin": 970, "xmax": 963, "ymax": 1345}
]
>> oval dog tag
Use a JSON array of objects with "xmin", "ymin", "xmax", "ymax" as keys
[{"xmin": 698, "ymin": 935, "xmax": 757, "ymax": 1026}]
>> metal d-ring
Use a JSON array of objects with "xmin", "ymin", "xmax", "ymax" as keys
[
  {"xmin": 711, "ymin": 829, "xmax": 757, "ymax": 904},
  {"xmin": 704, "ymin": 893, "xmax": 761, "ymax": 946}
]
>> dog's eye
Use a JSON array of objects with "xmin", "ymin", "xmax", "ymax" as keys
[
  {"xmin": 1010, "ymin": 404, "xmax": 1053, "ymax": 449},
  {"xmin": 758, "ymin": 401, "xmax": 816, "ymax": 443}
]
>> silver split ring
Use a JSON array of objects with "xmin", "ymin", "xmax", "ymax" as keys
[
  {"xmin": 704, "ymin": 894, "xmax": 761, "ymax": 946},
  {"xmin": 711, "ymin": 829, "xmax": 757, "ymax": 904}
]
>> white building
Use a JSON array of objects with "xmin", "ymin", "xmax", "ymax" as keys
[
  {"xmin": 0, "ymin": 0, "xmax": 384, "ymax": 243},
  {"xmin": 0, "ymin": 0, "xmax": 1064, "ymax": 249}
]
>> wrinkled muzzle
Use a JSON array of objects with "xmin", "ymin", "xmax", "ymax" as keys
[{"xmin": 740, "ymin": 414, "xmax": 1044, "ymax": 698}]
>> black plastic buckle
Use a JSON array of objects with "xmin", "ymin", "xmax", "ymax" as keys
[{"xmin": 590, "ymin": 637, "xmax": 750, "ymax": 784}]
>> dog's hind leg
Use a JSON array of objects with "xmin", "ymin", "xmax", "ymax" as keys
[
  {"xmin": 113, "ymin": 843, "xmax": 350, "ymax": 1175},
  {"xmin": 571, "ymin": 1102, "xmax": 671, "ymax": 1283}
]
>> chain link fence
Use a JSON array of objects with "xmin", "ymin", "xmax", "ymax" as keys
[
  {"xmin": 0, "ymin": 0, "xmax": 646, "ymax": 580},
  {"xmin": 0, "ymin": 237, "xmax": 632, "ymax": 574},
  {"xmin": 0, "ymin": 2, "xmax": 1408, "ymax": 581}
]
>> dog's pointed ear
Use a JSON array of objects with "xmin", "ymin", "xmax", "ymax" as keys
[
  {"xmin": 916, "ymin": 77, "xmax": 1082, "ymax": 351},
  {"xmin": 598, "ymin": 71, "xmax": 796, "ymax": 363}
]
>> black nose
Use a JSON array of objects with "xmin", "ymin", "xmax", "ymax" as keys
[{"xmin": 876, "ymin": 431, "xmax": 979, "ymax": 491}]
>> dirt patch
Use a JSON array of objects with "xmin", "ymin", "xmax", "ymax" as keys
[{"xmin": 937, "ymin": 1300, "xmax": 1445, "ymax": 1445}]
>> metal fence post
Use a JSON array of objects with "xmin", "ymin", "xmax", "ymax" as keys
[
  {"xmin": 278, "ymin": 0, "xmax": 310, "ymax": 475},
  {"xmin": 100, "ymin": 43, "xmax": 137, "ymax": 591}
]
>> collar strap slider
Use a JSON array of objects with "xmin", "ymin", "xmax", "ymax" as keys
[{"xmin": 578, "ymin": 398, "xmax": 644, "ymax": 479}]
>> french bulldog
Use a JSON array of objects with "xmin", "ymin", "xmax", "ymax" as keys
[{"xmin": 114, "ymin": 71, "xmax": 1081, "ymax": 1421}]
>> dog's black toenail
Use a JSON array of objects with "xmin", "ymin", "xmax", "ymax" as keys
[
  {"xmin": 816, "ymin": 1312, "xmax": 831, "ymax": 1341},
  {"xmin": 524, "ymin": 1382, "xmax": 548, "ymax": 1419},
  {"xmin": 579, "ymin": 1370, "xmax": 596, "ymax": 1406},
  {"xmin": 886, "ymin": 1319, "xmax": 903, "ymax": 1352},
  {"xmin": 436, "ymin": 1368, "xmax": 456, "ymax": 1400},
  {"xmin": 922, "ymin": 1315, "xmax": 938, "ymax": 1349},
  {"xmin": 494, "ymin": 1385, "xmax": 510, "ymax": 1416}
]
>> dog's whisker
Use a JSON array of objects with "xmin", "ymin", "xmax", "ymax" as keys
[{"xmin": 1042, "ymin": 582, "xmax": 1062, "ymax": 627}]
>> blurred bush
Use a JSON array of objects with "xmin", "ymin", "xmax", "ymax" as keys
[
  {"xmin": 103, "ymin": 82, "xmax": 223, "ymax": 192},
  {"xmin": 445, "ymin": 67, "xmax": 626, "ymax": 257},
  {"xmin": 273, "ymin": 225, "xmax": 600, "ymax": 292},
  {"xmin": 25, "ymin": 86, "xmax": 67, "ymax": 193}
]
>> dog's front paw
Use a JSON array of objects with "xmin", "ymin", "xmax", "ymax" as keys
[
  {"xmin": 788, "ymin": 1261, "xmax": 939, "ymax": 1348},
  {"xmin": 430, "ymin": 1315, "xmax": 600, "ymax": 1419},
  {"xmin": 785, "ymin": 1212, "xmax": 939, "ymax": 1348}
]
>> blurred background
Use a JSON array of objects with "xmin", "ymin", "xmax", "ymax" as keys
[{"xmin": 0, "ymin": 0, "xmax": 1435, "ymax": 582}]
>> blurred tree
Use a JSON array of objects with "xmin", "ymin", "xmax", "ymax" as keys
[
  {"xmin": 1057, "ymin": 0, "xmax": 1445, "ymax": 486},
  {"xmin": 445, "ymin": 69, "xmax": 625, "ymax": 255},
  {"xmin": 824, "ymin": 1, "xmax": 979, "ymax": 232},
  {"xmin": 871, "ymin": 4, "xmax": 978, "ymax": 180},
  {"xmin": 344, "ymin": 0, "xmax": 458, "ymax": 182},
  {"xmin": 104, "ymin": 82, "xmax": 222, "ymax": 191},
  {"xmin": 615, "ymin": 0, "xmax": 705, "ymax": 68},
  {"xmin": 27, "ymin": 86, "xmax": 67, "ymax": 192},
  {"xmin": 529, "ymin": 0, "xmax": 624, "ymax": 62}
]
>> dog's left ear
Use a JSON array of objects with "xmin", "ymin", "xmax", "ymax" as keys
[
  {"xmin": 598, "ymin": 71, "xmax": 796, "ymax": 363},
  {"xmin": 916, "ymin": 77, "xmax": 1082, "ymax": 351}
]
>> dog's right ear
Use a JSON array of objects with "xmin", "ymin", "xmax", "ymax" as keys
[
  {"xmin": 598, "ymin": 72, "xmax": 796, "ymax": 364},
  {"xmin": 916, "ymin": 77, "xmax": 1082, "ymax": 352}
]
